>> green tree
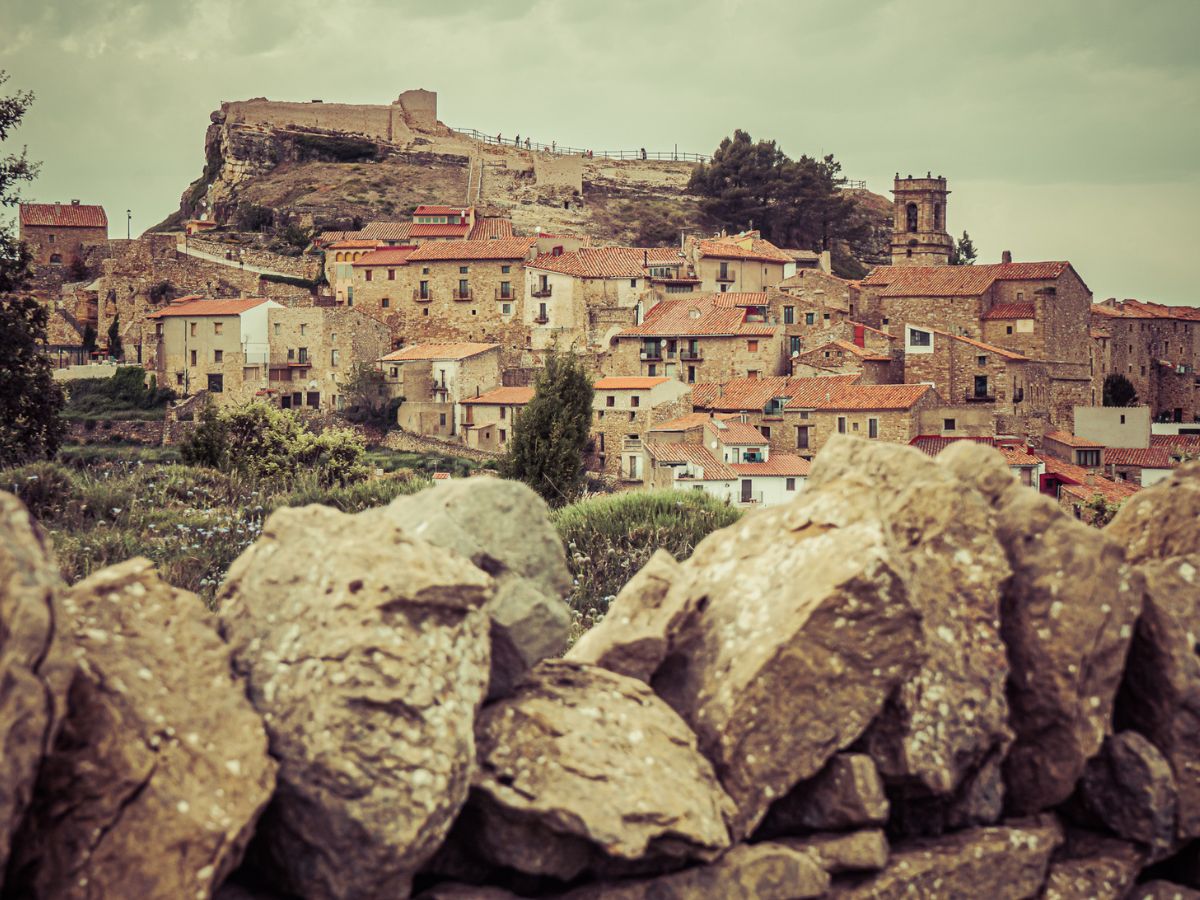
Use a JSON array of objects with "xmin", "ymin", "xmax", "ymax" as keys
[
  {"xmin": 339, "ymin": 361, "xmax": 390, "ymax": 426},
  {"xmin": 235, "ymin": 203, "xmax": 275, "ymax": 232},
  {"xmin": 81, "ymin": 322, "xmax": 97, "ymax": 356},
  {"xmin": 501, "ymin": 349, "xmax": 594, "ymax": 506},
  {"xmin": 1103, "ymin": 373, "xmax": 1139, "ymax": 407},
  {"xmin": 0, "ymin": 71, "xmax": 39, "ymax": 295},
  {"xmin": 106, "ymin": 314, "xmax": 123, "ymax": 360},
  {"xmin": 950, "ymin": 230, "xmax": 978, "ymax": 265}
]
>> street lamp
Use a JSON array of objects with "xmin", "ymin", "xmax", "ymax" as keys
[{"xmin": 126, "ymin": 209, "xmax": 131, "ymax": 240}]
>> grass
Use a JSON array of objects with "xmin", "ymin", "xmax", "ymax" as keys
[{"xmin": 552, "ymin": 490, "xmax": 742, "ymax": 632}]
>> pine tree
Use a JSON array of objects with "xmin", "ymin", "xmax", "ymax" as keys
[
  {"xmin": 950, "ymin": 231, "xmax": 978, "ymax": 266},
  {"xmin": 501, "ymin": 349, "xmax": 594, "ymax": 506},
  {"xmin": 107, "ymin": 314, "xmax": 123, "ymax": 360},
  {"xmin": 1103, "ymin": 373, "xmax": 1139, "ymax": 407}
]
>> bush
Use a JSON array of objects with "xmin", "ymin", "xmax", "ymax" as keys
[
  {"xmin": 235, "ymin": 203, "xmax": 275, "ymax": 232},
  {"xmin": 63, "ymin": 366, "xmax": 176, "ymax": 417},
  {"xmin": 4, "ymin": 461, "xmax": 78, "ymax": 522}
]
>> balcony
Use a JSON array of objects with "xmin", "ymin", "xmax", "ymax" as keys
[
  {"xmin": 534, "ymin": 314, "xmax": 549, "ymax": 324},
  {"xmin": 640, "ymin": 350, "xmax": 663, "ymax": 361},
  {"xmin": 680, "ymin": 348, "xmax": 703, "ymax": 361},
  {"xmin": 271, "ymin": 354, "xmax": 311, "ymax": 368},
  {"xmin": 531, "ymin": 285, "xmax": 553, "ymax": 298},
  {"xmin": 452, "ymin": 289, "xmax": 473, "ymax": 302},
  {"xmin": 738, "ymin": 490, "xmax": 764, "ymax": 505},
  {"xmin": 495, "ymin": 289, "xmax": 515, "ymax": 301},
  {"xmin": 716, "ymin": 272, "xmax": 736, "ymax": 283},
  {"xmin": 622, "ymin": 437, "xmax": 643, "ymax": 453},
  {"xmin": 965, "ymin": 391, "xmax": 996, "ymax": 403},
  {"xmin": 412, "ymin": 290, "xmax": 433, "ymax": 303}
]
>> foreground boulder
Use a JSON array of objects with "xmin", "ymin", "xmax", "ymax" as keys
[
  {"xmin": 652, "ymin": 479, "xmax": 922, "ymax": 839},
  {"xmin": 828, "ymin": 818, "xmax": 1062, "ymax": 899},
  {"xmin": 0, "ymin": 493, "xmax": 69, "ymax": 891},
  {"xmin": 377, "ymin": 478, "xmax": 572, "ymax": 698},
  {"xmin": 7, "ymin": 559, "xmax": 274, "ymax": 899},
  {"xmin": 755, "ymin": 753, "xmax": 888, "ymax": 838},
  {"xmin": 219, "ymin": 503, "xmax": 493, "ymax": 899},
  {"xmin": 1106, "ymin": 462, "xmax": 1200, "ymax": 564},
  {"xmin": 566, "ymin": 549, "xmax": 683, "ymax": 682},
  {"xmin": 777, "ymin": 829, "xmax": 890, "ymax": 875},
  {"xmin": 465, "ymin": 660, "xmax": 735, "ymax": 880},
  {"xmin": 939, "ymin": 442, "xmax": 1142, "ymax": 814},
  {"xmin": 1040, "ymin": 830, "xmax": 1144, "ymax": 899},
  {"xmin": 806, "ymin": 438, "xmax": 1012, "ymax": 825},
  {"xmin": 1078, "ymin": 731, "xmax": 1177, "ymax": 858}
]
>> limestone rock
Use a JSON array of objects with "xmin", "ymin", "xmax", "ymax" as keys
[
  {"xmin": 377, "ymin": 478, "xmax": 572, "ymax": 698},
  {"xmin": 468, "ymin": 659, "xmax": 735, "ymax": 880},
  {"xmin": 566, "ymin": 549, "xmax": 683, "ymax": 682},
  {"xmin": 558, "ymin": 842, "xmax": 831, "ymax": 900},
  {"xmin": 218, "ymin": 503, "xmax": 494, "ymax": 899},
  {"xmin": 7, "ymin": 559, "xmax": 274, "ymax": 900},
  {"xmin": 651, "ymin": 479, "xmax": 922, "ymax": 839},
  {"xmin": 778, "ymin": 829, "xmax": 890, "ymax": 874},
  {"xmin": 1107, "ymin": 461, "xmax": 1200, "ymax": 564},
  {"xmin": 1116, "ymin": 555, "xmax": 1200, "ymax": 839},
  {"xmin": 806, "ymin": 437, "xmax": 1012, "ymax": 804},
  {"xmin": 1132, "ymin": 882, "xmax": 1200, "ymax": 900},
  {"xmin": 756, "ymin": 753, "xmax": 888, "ymax": 838},
  {"xmin": 940, "ymin": 442, "xmax": 1143, "ymax": 814},
  {"xmin": 828, "ymin": 818, "xmax": 1062, "ymax": 899},
  {"xmin": 1039, "ymin": 831, "xmax": 1144, "ymax": 900},
  {"xmin": 0, "ymin": 493, "xmax": 69, "ymax": 891},
  {"xmin": 1079, "ymin": 731, "xmax": 1178, "ymax": 857}
]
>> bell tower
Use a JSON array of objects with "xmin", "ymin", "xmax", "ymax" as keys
[{"xmin": 891, "ymin": 173, "xmax": 952, "ymax": 266}]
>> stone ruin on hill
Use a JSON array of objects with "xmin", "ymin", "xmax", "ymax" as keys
[{"xmin": 1, "ymin": 436, "xmax": 1199, "ymax": 899}]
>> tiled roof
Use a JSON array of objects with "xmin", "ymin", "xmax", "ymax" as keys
[
  {"xmin": 732, "ymin": 453, "xmax": 811, "ymax": 477},
  {"xmin": 650, "ymin": 443, "xmax": 738, "ymax": 481},
  {"xmin": 983, "ymin": 302, "xmax": 1037, "ymax": 319},
  {"xmin": 848, "ymin": 321, "xmax": 896, "ymax": 341},
  {"xmin": 409, "ymin": 223, "xmax": 472, "ymax": 238},
  {"xmin": 616, "ymin": 295, "xmax": 775, "ymax": 338},
  {"xmin": 146, "ymin": 298, "xmax": 270, "ymax": 318},
  {"xmin": 413, "ymin": 205, "xmax": 470, "ymax": 216},
  {"xmin": 805, "ymin": 340, "xmax": 890, "ymax": 362},
  {"xmin": 1044, "ymin": 430, "xmax": 1104, "ymax": 449},
  {"xmin": 352, "ymin": 247, "xmax": 417, "ymax": 267},
  {"xmin": 316, "ymin": 230, "xmax": 357, "ymax": 245},
  {"xmin": 816, "ymin": 383, "xmax": 934, "ymax": 411},
  {"xmin": 707, "ymin": 419, "xmax": 767, "ymax": 445},
  {"xmin": 929, "ymin": 329, "xmax": 1028, "ymax": 361},
  {"xmin": 862, "ymin": 262, "xmax": 1071, "ymax": 297},
  {"xmin": 20, "ymin": 202, "xmax": 108, "ymax": 229},
  {"xmin": 1102, "ymin": 447, "xmax": 1175, "ymax": 468},
  {"xmin": 461, "ymin": 386, "xmax": 535, "ymax": 405},
  {"xmin": 909, "ymin": 436, "xmax": 1041, "ymax": 466},
  {"xmin": 691, "ymin": 374, "xmax": 861, "ymax": 411},
  {"xmin": 327, "ymin": 239, "xmax": 383, "ymax": 250},
  {"xmin": 380, "ymin": 342, "xmax": 499, "ymax": 362},
  {"xmin": 529, "ymin": 247, "xmax": 683, "ymax": 279},
  {"xmin": 407, "ymin": 238, "xmax": 537, "ymax": 262},
  {"xmin": 650, "ymin": 412, "xmax": 737, "ymax": 432},
  {"xmin": 593, "ymin": 376, "xmax": 670, "ymax": 390},
  {"xmin": 1091, "ymin": 299, "xmax": 1200, "ymax": 322},
  {"xmin": 1060, "ymin": 478, "xmax": 1140, "ymax": 506},
  {"xmin": 696, "ymin": 233, "xmax": 793, "ymax": 263},
  {"xmin": 1150, "ymin": 434, "xmax": 1200, "ymax": 452},
  {"xmin": 468, "ymin": 217, "xmax": 516, "ymax": 241},
  {"xmin": 358, "ymin": 222, "xmax": 414, "ymax": 242}
]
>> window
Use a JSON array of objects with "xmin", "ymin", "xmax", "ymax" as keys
[
  {"xmin": 501, "ymin": 265, "xmax": 511, "ymax": 274},
  {"xmin": 760, "ymin": 425, "xmax": 771, "ymax": 439},
  {"xmin": 868, "ymin": 418, "xmax": 879, "ymax": 439},
  {"xmin": 824, "ymin": 313, "xmax": 830, "ymax": 321},
  {"xmin": 906, "ymin": 202, "xmax": 918, "ymax": 232},
  {"xmin": 419, "ymin": 280, "xmax": 429, "ymax": 299},
  {"xmin": 190, "ymin": 349, "xmax": 197, "ymax": 366},
  {"xmin": 501, "ymin": 303, "xmax": 512, "ymax": 315},
  {"xmin": 381, "ymin": 297, "xmax": 390, "ymax": 308},
  {"xmin": 47, "ymin": 234, "xmax": 55, "ymax": 244},
  {"xmin": 908, "ymin": 328, "xmax": 931, "ymax": 347},
  {"xmin": 1006, "ymin": 325, "xmax": 1014, "ymax": 335},
  {"xmin": 300, "ymin": 324, "xmax": 307, "ymax": 336},
  {"xmin": 292, "ymin": 392, "xmax": 301, "ymax": 407},
  {"xmin": 629, "ymin": 411, "xmax": 636, "ymax": 421},
  {"xmin": 499, "ymin": 281, "xmax": 512, "ymax": 298},
  {"xmin": 837, "ymin": 416, "xmax": 847, "ymax": 434},
  {"xmin": 1120, "ymin": 414, "xmax": 1126, "ymax": 424},
  {"xmin": 422, "ymin": 267, "xmax": 430, "ymax": 275},
  {"xmin": 784, "ymin": 307, "xmax": 795, "ymax": 324},
  {"xmin": 388, "ymin": 269, "xmax": 395, "ymax": 281},
  {"xmin": 423, "ymin": 308, "xmax": 429, "ymax": 317},
  {"xmin": 207, "ymin": 374, "xmax": 223, "ymax": 393},
  {"xmin": 458, "ymin": 279, "xmax": 469, "ymax": 297},
  {"xmin": 190, "ymin": 322, "xmax": 197, "ymax": 337},
  {"xmin": 298, "ymin": 348, "xmax": 308, "ymax": 364},
  {"xmin": 796, "ymin": 426, "xmax": 809, "ymax": 449},
  {"xmin": 49, "ymin": 253, "xmax": 62, "ymax": 264},
  {"xmin": 273, "ymin": 323, "xmax": 281, "ymax": 335},
  {"xmin": 365, "ymin": 270, "xmax": 373, "ymax": 282},
  {"xmin": 630, "ymin": 279, "xmax": 637, "ymax": 288},
  {"xmin": 214, "ymin": 322, "xmax": 223, "ymax": 335},
  {"xmin": 974, "ymin": 375, "xmax": 989, "ymax": 398},
  {"xmin": 631, "ymin": 396, "xmax": 640, "ymax": 408},
  {"xmin": 943, "ymin": 418, "xmax": 956, "ymax": 431},
  {"xmin": 213, "ymin": 349, "xmax": 223, "ymax": 363},
  {"xmin": 175, "ymin": 373, "xmax": 183, "ymax": 386},
  {"xmin": 459, "ymin": 265, "xmax": 469, "ymax": 274},
  {"xmin": 346, "ymin": 289, "xmax": 353, "ymax": 307},
  {"xmin": 1077, "ymin": 449, "xmax": 1101, "ymax": 467},
  {"xmin": 307, "ymin": 392, "xmax": 320, "ymax": 408},
  {"xmin": 790, "ymin": 336, "xmax": 801, "ymax": 355},
  {"xmin": 331, "ymin": 349, "xmax": 340, "ymax": 367},
  {"xmin": 882, "ymin": 317, "xmax": 889, "ymax": 326},
  {"xmin": 687, "ymin": 365, "xmax": 696, "ymax": 384},
  {"xmin": 499, "ymin": 429, "xmax": 506, "ymax": 443},
  {"xmin": 786, "ymin": 478, "xmax": 796, "ymax": 491},
  {"xmin": 747, "ymin": 340, "xmax": 759, "ymax": 352},
  {"xmin": 439, "ymin": 413, "xmax": 447, "ymax": 427},
  {"xmin": 977, "ymin": 355, "xmax": 987, "ymax": 366},
  {"xmin": 805, "ymin": 312, "xmax": 816, "ymax": 325},
  {"xmin": 500, "ymin": 406, "xmax": 507, "ymax": 420},
  {"xmin": 648, "ymin": 364, "xmax": 657, "ymax": 376}
]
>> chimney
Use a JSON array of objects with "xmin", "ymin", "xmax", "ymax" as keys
[
  {"xmin": 71, "ymin": 199, "xmax": 80, "ymax": 206},
  {"xmin": 1001, "ymin": 250, "xmax": 1013, "ymax": 264},
  {"xmin": 643, "ymin": 249, "xmax": 648, "ymax": 267}
]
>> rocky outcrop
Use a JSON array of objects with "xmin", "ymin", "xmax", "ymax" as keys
[
  {"xmin": 218, "ymin": 503, "xmax": 493, "ymax": 899},
  {"xmin": 0, "ymin": 495, "xmax": 68, "ymax": 892},
  {"xmin": 7, "ymin": 559, "xmax": 274, "ymax": 899},
  {"xmin": 1040, "ymin": 831, "xmax": 1144, "ymax": 900},
  {"xmin": 465, "ymin": 660, "xmax": 734, "ymax": 880},
  {"xmin": 1077, "ymin": 731, "xmax": 1177, "ymax": 858},
  {"xmin": 755, "ymin": 753, "xmax": 888, "ymax": 838},
  {"xmin": 652, "ymin": 481, "xmax": 922, "ymax": 839}
]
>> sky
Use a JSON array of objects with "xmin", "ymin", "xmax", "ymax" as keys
[{"xmin": 2, "ymin": 0, "xmax": 1198, "ymax": 304}]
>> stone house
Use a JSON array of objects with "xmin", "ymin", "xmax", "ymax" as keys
[
  {"xmin": 608, "ymin": 293, "xmax": 783, "ymax": 385},
  {"xmin": 325, "ymin": 240, "xmax": 385, "ymax": 305},
  {"xmin": 688, "ymin": 232, "xmax": 795, "ymax": 293},
  {"xmin": 346, "ymin": 246, "xmax": 418, "ymax": 329},
  {"xmin": 902, "ymin": 327, "xmax": 1038, "ymax": 419},
  {"xmin": 803, "ymin": 383, "xmax": 942, "ymax": 458},
  {"xmin": 378, "ymin": 342, "xmax": 501, "ymax": 438},
  {"xmin": 793, "ymin": 339, "xmax": 893, "ymax": 381},
  {"xmin": 263, "ymin": 307, "xmax": 391, "ymax": 413},
  {"xmin": 1099, "ymin": 447, "xmax": 1176, "ymax": 487},
  {"xmin": 461, "ymin": 386, "xmax": 534, "ymax": 452},
  {"xmin": 589, "ymin": 375, "xmax": 692, "ymax": 481},
  {"xmin": 147, "ymin": 297, "xmax": 283, "ymax": 403},
  {"xmin": 908, "ymin": 435, "xmax": 1046, "ymax": 488},
  {"xmin": 773, "ymin": 270, "xmax": 856, "ymax": 356},
  {"xmin": 1036, "ymin": 453, "xmax": 1140, "ymax": 523},
  {"xmin": 19, "ymin": 201, "xmax": 108, "ymax": 269},
  {"xmin": 1040, "ymin": 431, "xmax": 1105, "ymax": 470}
]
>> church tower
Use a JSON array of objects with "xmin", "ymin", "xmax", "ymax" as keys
[{"xmin": 891, "ymin": 173, "xmax": 952, "ymax": 266}]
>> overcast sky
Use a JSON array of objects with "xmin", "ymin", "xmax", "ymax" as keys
[{"xmin": 3, "ymin": 0, "xmax": 1197, "ymax": 304}]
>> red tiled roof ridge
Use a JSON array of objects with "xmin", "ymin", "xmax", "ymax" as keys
[
  {"xmin": 380, "ymin": 342, "xmax": 499, "ymax": 361},
  {"xmin": 461, "ymin": 386, "xmax": 534, "ymax": 405},
  {"xmin": 146, "ymin": 297, "xmax": 273, "ymax": 318},
  {"xmin": 529, "ymin": 246, "xmax": 684, "ymax": 279},
  {"xmin": 407, "ymin": 237, "xmax": 537, "ymax": 261},
  {"xmin": 20, "ymin": 202, "xmax": 108, "ymax": 229}
]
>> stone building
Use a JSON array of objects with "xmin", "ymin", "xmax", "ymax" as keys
[
  {"xmin": 378, "ymin": 342, "xmax": 501, "ymax": 438},
  {"xmin": 793, "ymin": 339, "xmax": 894, "ymax": 381},
  {"xmin": 19, "ymin": 201, "xmax": 108, "ymax": 268},
  {"xmin": 890, "ymin": 175, "xmax": 952, "ymax": 266},
  {"xmin": 688, "ymin": 232, "xmax": 795, "ymax": 293},
  {"xmin": 589, "ymin": 375, "xmax": 692, "ymax": 480},
  {"xmin": 461, "ymin": 386, "xmax": 534, "ymax": 452},
  {"xmin": 902, "ymin": 328, "xmax": 1041, "ymax": 419},
  {"xmin": 326, "ymin": 239, "xmax": 386, "ymax": 305},
  {"xmin": 773, "ymin": 270, "xmax": 856, "ymax": 357},
  {"xmin": 804, "ymin": 383, "xmax": 942, "ymax": 457},
  {"xmin": 608, "ymin": 293, "xmax": 783, "ymax": 384},
  {"xmin": 345, "ymin": 246, "xmax": 417, "ymax": 325}
]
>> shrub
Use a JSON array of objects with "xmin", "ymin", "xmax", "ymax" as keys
[
  {"xmin": 235, "ymin": 203, "xmax": 275, "ymax": 232},
  {"xmin": 63, "ymin": 366, "xmax": 175, "ymax": 417},
  {"xmin": 4, "ymin": 461, "xmax": 77, "ymax": 523}
]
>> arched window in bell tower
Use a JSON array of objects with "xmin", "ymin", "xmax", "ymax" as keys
[
  {"xmin": 933, "ymin": 203, "xmax": 943, "ymax": 231},
  {"xmin": 906, "ymin": 203, "xmax": 918, "ymax": 232}
]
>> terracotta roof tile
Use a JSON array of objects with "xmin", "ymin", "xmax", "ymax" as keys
[
  {"xmin": 696, "ymin": 233, "xmax": 793, "ymax": 263},
  {"xmin": 530, "ymin": 247, "xmax": 684, "ymax": 279},
  {"xmin": 1102, "ymin": 447, "xmax": 1176, "ymax": 468},
  {"xmin": 1059, "ymin": 477, "xmax": 1140, "ymax": 505},
  {"xmin": 1044, "ymin": 430, "xmax": 1104, "ymax": 449},
  {"xmin": 358, "ymin": 222, "xmax": 414, "ymax": 242},
  {"xmin": 862, "ymin": 262, "xmax": 1071, "ymax": 297},
  {"xmin": 805, "ymin": 339, "xmax": 890, "ymax": 361},
  {"xmin": 731, "ymin": 453, "xmax": 811, "ymax": 477},
  {"xmin": 379, "ymin": 342, "xmax": 499, "ymax": 362},
  {"xmin": 461, "ymin": 386, "xmax": 534, "ymax": 405},
  {"xmin": 816, "ymin": 383, "xmax": 934, "ymax": 411},
  {"xmin": 146, "ymin": 297, "xmax": 271, "ymax": 318},
  {"xmin": 413, "ymin": 205, "xmax": 471, "ymax": 216},
  {"xmin": 1091, "ymin": 299, "xmax": 1200, "ymax": 322},
  {"xmin": 617, "ymin": 295, "xmax": 775, "ymax": 338},
  {"xmin": 408, "ymin": 223, "xmax": 472, "ymax": 238},
  {"xmin": 20, "ymin": 202, "xmax": 108, "ymax": 229},
  {"xmin": 707, "ymin": 419, "xmax": 767, "ymax": 444},
  {"xmin": 983, "ymin": 302, "xmax": 1037, "ymax": 319},
  {"xmin": 467, "ymin": 217, "xmax": 515, "ymax": 241},
  {"xmin": 650, "ymin": 412, "xmax": 738, "ymax": 432},
  {"xmin": 929, "ymin": 329, "xmax": 1028, "ymax": 361},
  {"xmin": 713, "ymin": 292, "xmax": 771, "ymax": 307},
  {"xmin": 593, "ymin": 376, "xmax": 671, "ymax": 390},
  {"xmin": 407, "ymin": 238, "xmax": 537, "ymax": 262},
  {"xmin": 1150, "ymin": 434, "xmax": 1200, "ymax": 452},
  {"xmin": 352, "ymin": 247, "xmax": 417, "ymax": 267},
  {"xmin": 649, "ymin": 443, "xmax": 738, "ymax": 481},
  {"xmin": 691, "ymin": 374, "xmax": 861, "ymax": 411}
]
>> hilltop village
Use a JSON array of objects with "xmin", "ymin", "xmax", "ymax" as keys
[{"xmin": 24, "ymin": 91, "xmax": 1200, "ymax": 519}]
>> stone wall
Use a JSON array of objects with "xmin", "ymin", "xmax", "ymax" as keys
[
  {"xmin": 184, "ymin": 237, "xmax": 323, "ymax": 280},
  {"xmin": 21, "ymin": 223, "xmax": 109, "ymax": 269},
  {"xmin": 607, "ymin": 332, "xmax": 787, "ymax": 385}
]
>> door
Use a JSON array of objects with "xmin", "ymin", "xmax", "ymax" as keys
[{"xmin": 741, "ymin": 479, "xmax": 752, "ymax": 503}]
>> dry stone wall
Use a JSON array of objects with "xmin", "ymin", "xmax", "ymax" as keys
[{"xmin": 2, "ymin": 445, "xmax": 1200, "ymax": 898}]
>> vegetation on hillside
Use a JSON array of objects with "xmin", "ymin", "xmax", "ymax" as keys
[
  {"xmin": 1103, "ymin": 373, "xmax": 1139, "ymax": 407},
  {"xmin": 62, "ymin": 366, "xmax": 176, "ymax": 421}
]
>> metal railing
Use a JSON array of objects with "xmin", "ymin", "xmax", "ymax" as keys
[
  {"xmin": 965, "ymin": 391, "xmax": 996, "ymax": 403},
  {"xmin": 495, "ymin": 288, "xmax": 516, "ymax": 301},
  {"xmin": 449, "ymin": 127, "xmax": 713, "ymax": 162},
  {"xmin": 531, "ymin": 285, "xmax": 552, "ymax": 298},
  {"xmin": 412, "ymin": 290, "xmax": 433, "ymax": 302},
  {"xmin": 738, "ymin": 490, "xmax": 765, "ymax": 505},
  {"xmin": 452, "ymin": 289, "xmax": 473, "ymax": 302}
]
